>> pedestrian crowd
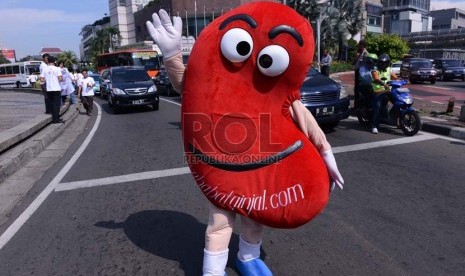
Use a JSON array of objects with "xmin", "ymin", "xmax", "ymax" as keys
[{"xmin": 38, "ymin": 53, "xmax": 95, "ymax": 124}]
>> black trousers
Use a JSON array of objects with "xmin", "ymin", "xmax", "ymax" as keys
[
  {"xmin": 81, "ymin": 96, "xmax": 93, "ymax": 114},
  {"xmin": 41, "ymin": 83, "xmax": 52, "ymax": 113},
  {"xmin": 48, "ymin": 91, "xmax": 62, "ymax": 122},
  {"xmin": 321, "ymin": 65, "xmax": 330, "ymax": 77}
]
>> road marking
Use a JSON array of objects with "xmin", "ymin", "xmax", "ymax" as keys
[
  {"xmin": 332, "ymin": 133, "xmax": 437, "ymax": 153},
  {"xmin": 55, "ymin": 167, "xmax": 191, "ymax": 192},
  {"xmin": 53, "ymin": 133, "xmax": 439, "ymax": 193},
  {"xmin": 160, "ymin": 97, "xmax": 181, "ymax": 107},
  {"xmin": 0, "ymin": 103, "xmax": 103, "ymax": 250}
]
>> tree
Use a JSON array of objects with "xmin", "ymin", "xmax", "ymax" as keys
[
  {"xmin": 57, "ymin": 51, "xmax": 78, "ymax": 69},
  {"xmin": 89, "ymin": 26, "xmax": 120, "ymax": 67},
  {"xmin": 0, "ymin": 54, "xmax": 10, "ymax": 64},
  {"xmin": 365, "ymin": 33, "xmax": 410, "ymax": 62},
  {"xmin": 288, "ymin": 0, "xmax": 365, "ymax": 61}
]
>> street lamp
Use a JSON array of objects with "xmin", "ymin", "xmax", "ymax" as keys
[{"xmin": 316, "ymin": 0, "xmax": 332, "ymax": 72}]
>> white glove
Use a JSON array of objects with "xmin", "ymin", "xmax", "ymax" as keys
[
  {"xmin": 146, "ymin": 9, "xmax": 182, "ymax": 59},
  {"xmin": 321, "ymin": 149, "xmax": 344, "ymax": 191}
]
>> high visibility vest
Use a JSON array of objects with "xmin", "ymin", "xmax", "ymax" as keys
[{"xmin": 371, "ymin": 68, "xmax": 391, "ymax": 92}]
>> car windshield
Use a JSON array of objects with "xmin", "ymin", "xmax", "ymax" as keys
[
  {"xmin": 443, "ymin": 60, "xmax": 462, "ymax": 67},
  {"xmin": 112, "ymin": 69, "xmax": 150, "ymax": 82},
  {"xmin": 411, "ymin": 60, "xmax": 432, "ymax": 68}
]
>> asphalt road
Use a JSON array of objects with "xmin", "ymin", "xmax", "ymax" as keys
[{"xmin": 0, "ymin": 96, "xmax": 464, "ymax": 275}]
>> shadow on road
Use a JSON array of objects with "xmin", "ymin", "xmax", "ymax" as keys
[{"xmin": 95, "ymin": 210, "xmax": 259, "ymax": 275}]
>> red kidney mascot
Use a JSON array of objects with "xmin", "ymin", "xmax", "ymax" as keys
[{"xmin": 147, "ymin": 2, "xmax": 344, "ymax": 275}]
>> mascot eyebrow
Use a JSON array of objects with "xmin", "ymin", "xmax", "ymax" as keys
[
  {"xmin": 219, "ymin": 14, "xmax": 258, "ymax": 30},
  {"xmin": 269, "ymin": 25, "xmax": 303, "ymax": 47},
  {"xmin": 218, "ymin": 14, "xmax": 303, "ymax": 47}
]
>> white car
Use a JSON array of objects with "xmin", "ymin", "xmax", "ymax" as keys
[{"xmin": 391, "ymin": 62, "xmax": 401, "ymax": 76}]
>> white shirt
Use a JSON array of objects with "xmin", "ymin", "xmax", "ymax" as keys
[
  {"xmin": 79, "ymin": 76, "xmax": 95, "ymax": 96},
  {"xmin": 28, "ymin": 74, "xmax": 38, "ymax": 82},
  {"xmin": 41, "ymin": 65, "xmax": 62, "ymax": 92},
  {"xmin": 39, "ymin": 61, "xmax": 48, "ymax": 84},
  {"xmin": 60, "ymin": 68, "xmax": 75, "ymax": 95}
]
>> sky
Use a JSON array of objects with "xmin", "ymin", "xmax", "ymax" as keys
[{"xmin": 0, "ymin": 0, "xmax": 464, "ymax": 60}]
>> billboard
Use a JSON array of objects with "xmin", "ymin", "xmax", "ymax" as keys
[{"xmin": 1, "ymin": 49, "xmax": 16, "ymax": 63}]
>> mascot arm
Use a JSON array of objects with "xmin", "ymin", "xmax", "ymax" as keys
[
  {"xmin": 289, "ymin": 100, "xmax": 330, "ymax": 153},
  {"xmin": 289, "ymin": 100, "xmax": 344, "ymax": 190},
  {"xmin": 163, "ymin": 53, "xmax": 185, "ymax": 93}
]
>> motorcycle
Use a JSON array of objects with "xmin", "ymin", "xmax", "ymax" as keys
[{"xmin": 356, "ymin": 78, "xmax": 421, "ymax": 136}]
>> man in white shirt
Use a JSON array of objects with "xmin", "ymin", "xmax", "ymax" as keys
[
  {"xmin": 78, "ymin": 69, "xmax": 95, "ymax": 116},
  {"xmin": 40, "ymin": 56, "xmax": 64, "ymax": 124},
  {"xmin": 39, "ymin": 54, "xmax": 52, "ymax": 114}
]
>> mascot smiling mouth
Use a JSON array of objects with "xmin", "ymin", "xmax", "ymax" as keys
[{"xmin": 187, "ymin": 140, "xmax": 303, "ymax": 172}]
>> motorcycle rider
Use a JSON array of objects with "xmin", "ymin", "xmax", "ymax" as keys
[
  {"xmin": 357, "ymin": 53, "xmax": 378, "ymax": 108},
  {"xmin": 370, "ymin": 54, "xmax": 398, "ymax": 134}
]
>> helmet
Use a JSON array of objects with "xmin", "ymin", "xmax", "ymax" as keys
[
  {"xmin": 377, "ymin": 54, "xmax": 391, "ymax": 70},
  {"xmin": 365, "ymin": 53, "xmax": 378, "ymax": 68}
]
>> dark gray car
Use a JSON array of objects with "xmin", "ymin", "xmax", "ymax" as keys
[
  {"xmin": 99, "ymin": 66, "xmax": 159, "ymax": 112},
  {"xmin": 433, "ymin": 58, "xmax": 465, "ymax": 81}
]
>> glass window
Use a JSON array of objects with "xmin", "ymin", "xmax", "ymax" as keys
[
  {"xmin": 12, "ymin": 66, "xmax": 20, "ymax": 74},
  {"xmin": 6, "ymin": 66, "xmax": 12, "ymax": 74},
  {"xmin": 0, "ymin": 67, "xmax": 5, "ymax": 75}
]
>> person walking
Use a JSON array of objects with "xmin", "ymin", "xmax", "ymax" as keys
[
  {"xmin": 39, "ymin": 54, "xmax": 52, "ymax": 114},
  {"xmin": 40, "ymin": 56, "xmax": 64, "ymax": 124},
  {"xmin": 58, "ymin": 63, "xmax": 76, "ymax": 106},
  {"xmin": 28, "ymin": 73, "xmax": 38, "ymax": 88},
  {"xmin": 78, "ymin": 69, "xmax": 95, "ymax": 116},
  {"xmin": 354, "ymin": 40, "xmax": 369, "ymax": 108},
  {"xmin": 320, "ymin": 49, "xmax": 332, "ymax": 77}
]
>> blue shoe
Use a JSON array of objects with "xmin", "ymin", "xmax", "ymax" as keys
[{"xmin": 236, "ymin": 258, "xmax": 272, "ymax": 276}]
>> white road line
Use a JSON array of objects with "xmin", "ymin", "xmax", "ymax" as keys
[
  {"xmin": 55, "ymin": 167, "xmax": 191, "ymax": 192},
  {"xmin": 160, "ymin": 97, "xmax": 181, "ymax": 106},
  {"xmin": 332, "ymin": 133, "xmax": 437, "ymax": 153},
  {"xmin": 54, "ymin": 133, "xmax": 439, "ymax": 193},
  {"xmin": 0, "ymin": 103, "xmax": 103, "ymax": 250}
]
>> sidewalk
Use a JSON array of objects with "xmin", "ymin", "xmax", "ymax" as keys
[
  {"xmin": 0, "ymin": 89, "xmax": 79, "ymax": 183},
  {"xmin": 331, "ymin": 71, "xmax": 465, "ymax": 140}
]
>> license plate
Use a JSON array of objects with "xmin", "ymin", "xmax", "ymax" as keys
[
  {"xmin": 316, "ymin": 106, "xmax": 334, "ymax": 116},
  {"xmin": 421, "ymin": 75, "xmax": 428, "ymax": 78},
  {"xmin": 456, "ymin": 74, "xmax": 461, "ymax": 77},
  {"xmin": 132, "ymin": 100, "xmax": 144, "ymax": 104}
]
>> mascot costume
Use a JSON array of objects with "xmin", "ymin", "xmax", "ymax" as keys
[{"xmin": 147, "ymin": 2, "xmax": 344, "ymax": 275}]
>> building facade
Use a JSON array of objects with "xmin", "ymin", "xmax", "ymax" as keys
[
  {"xmin": 431, "ymin": 8, "xmax": 465, "ymax": 30},
  {"xmin": 382, "ymin": 0, "xmax": 432, "ymax": 34},
  {"xmin": 79, "ymin": 17, "xmax": 111, "ymax": 61},
  {"xmin": 364, "ymin": 0, "xmax": 384, "ymax": 35}
]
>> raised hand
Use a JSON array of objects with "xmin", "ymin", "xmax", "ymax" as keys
[{"xmin": 146, "ymin": 9, "xmax": 182, "ymax": 59}]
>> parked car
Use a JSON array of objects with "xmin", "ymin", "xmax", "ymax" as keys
[
  {"xmin": 400, "ymin": 58, "xmax": 436, "ymax": 84},
  {"xmin": 300, "ymin": 67, "xmax": 350, "ymax": 131},
  {"xmin": 89, "ymin": 74, "xmax": 101, "ymax": 95},
  {"xmin": 391, "ymin": 61, "xmax": 401, "ymax": 77},
  {"xmin": 153, "ymin": 68, "xmax": 177, "ymax": 96},
  {"xmin": 432, "ymin": 58, "xmax": 465, "ymax": 81},
  {"xmin": 99, "ymin": 66, "xmax": 159, "ymax": 112}
]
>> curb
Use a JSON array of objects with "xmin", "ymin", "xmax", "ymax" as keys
[
  {"xmin": 0, "ymin": 105, "xmax": 79, "ymax": 184},
  {"xmin": 421, "ymin": 121, "xmax": 465, "ymax": 140}
]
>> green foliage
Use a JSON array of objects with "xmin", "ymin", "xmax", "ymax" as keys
[
  {"xmin": 0, "ymin": 54, "xmax": 10, "ymax": 64},
  {"xmin": 330, "ymin": 61, "xmax": 353, "ymax": 73},
  {"xmin": 347, "ymin": 38, "xmax": 358, "ymax": 64},
  {"xmin": 365, "ymin": 33, "xmax": 410, "ymax": 62},
  {"xmin": 56, "ymin": 51, "xmax": 78, "ymax": 69},
  {"xmin": 89, "ymin": 27, "xmax": 120, "ymax": 66},
  {"xmin": 288, "ymin": 0, "xmax": 365, "ymax": 60}
]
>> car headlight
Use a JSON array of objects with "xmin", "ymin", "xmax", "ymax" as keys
[
  {"xmin": 411, "ymin": 71, "xmax": 419, "ymax": 75},
  {"xmin": 445, "ymin": 70, "xmax": 452, "ymax": 73},
  {"xmin": 431, "ymin": 70, "xmax": 437, "ymax": 75},
  {"xmin": 148, "ymin": 85, "xmax": 157, "ymax": 93},
  {"xmin": 338, "ymin": 84, "xmax": 348, "ymax": 99},
  {"xmin": 112, "ymin": 88, "xmax": 126, "ymax": 95}
]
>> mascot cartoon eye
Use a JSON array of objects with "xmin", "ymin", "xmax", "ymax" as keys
[
  {"xmin": 257, "ymin": 45, "xmax": 290, "ymax": 77},
  {"xmin": 220, "ymin": 28, "xmax": 253, "ymax": 63}
]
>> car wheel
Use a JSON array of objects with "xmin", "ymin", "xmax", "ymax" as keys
[
  {"xmin": 431, "ymin": 80, "xmax": 436, "ymax": 84},
  {"xmin": 108, "ymin": 94, "xmax": 112, "ymax": 107},
  {"xmin": 321, "ymin": 122, "xmax": 339, "ymax": 132}
]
